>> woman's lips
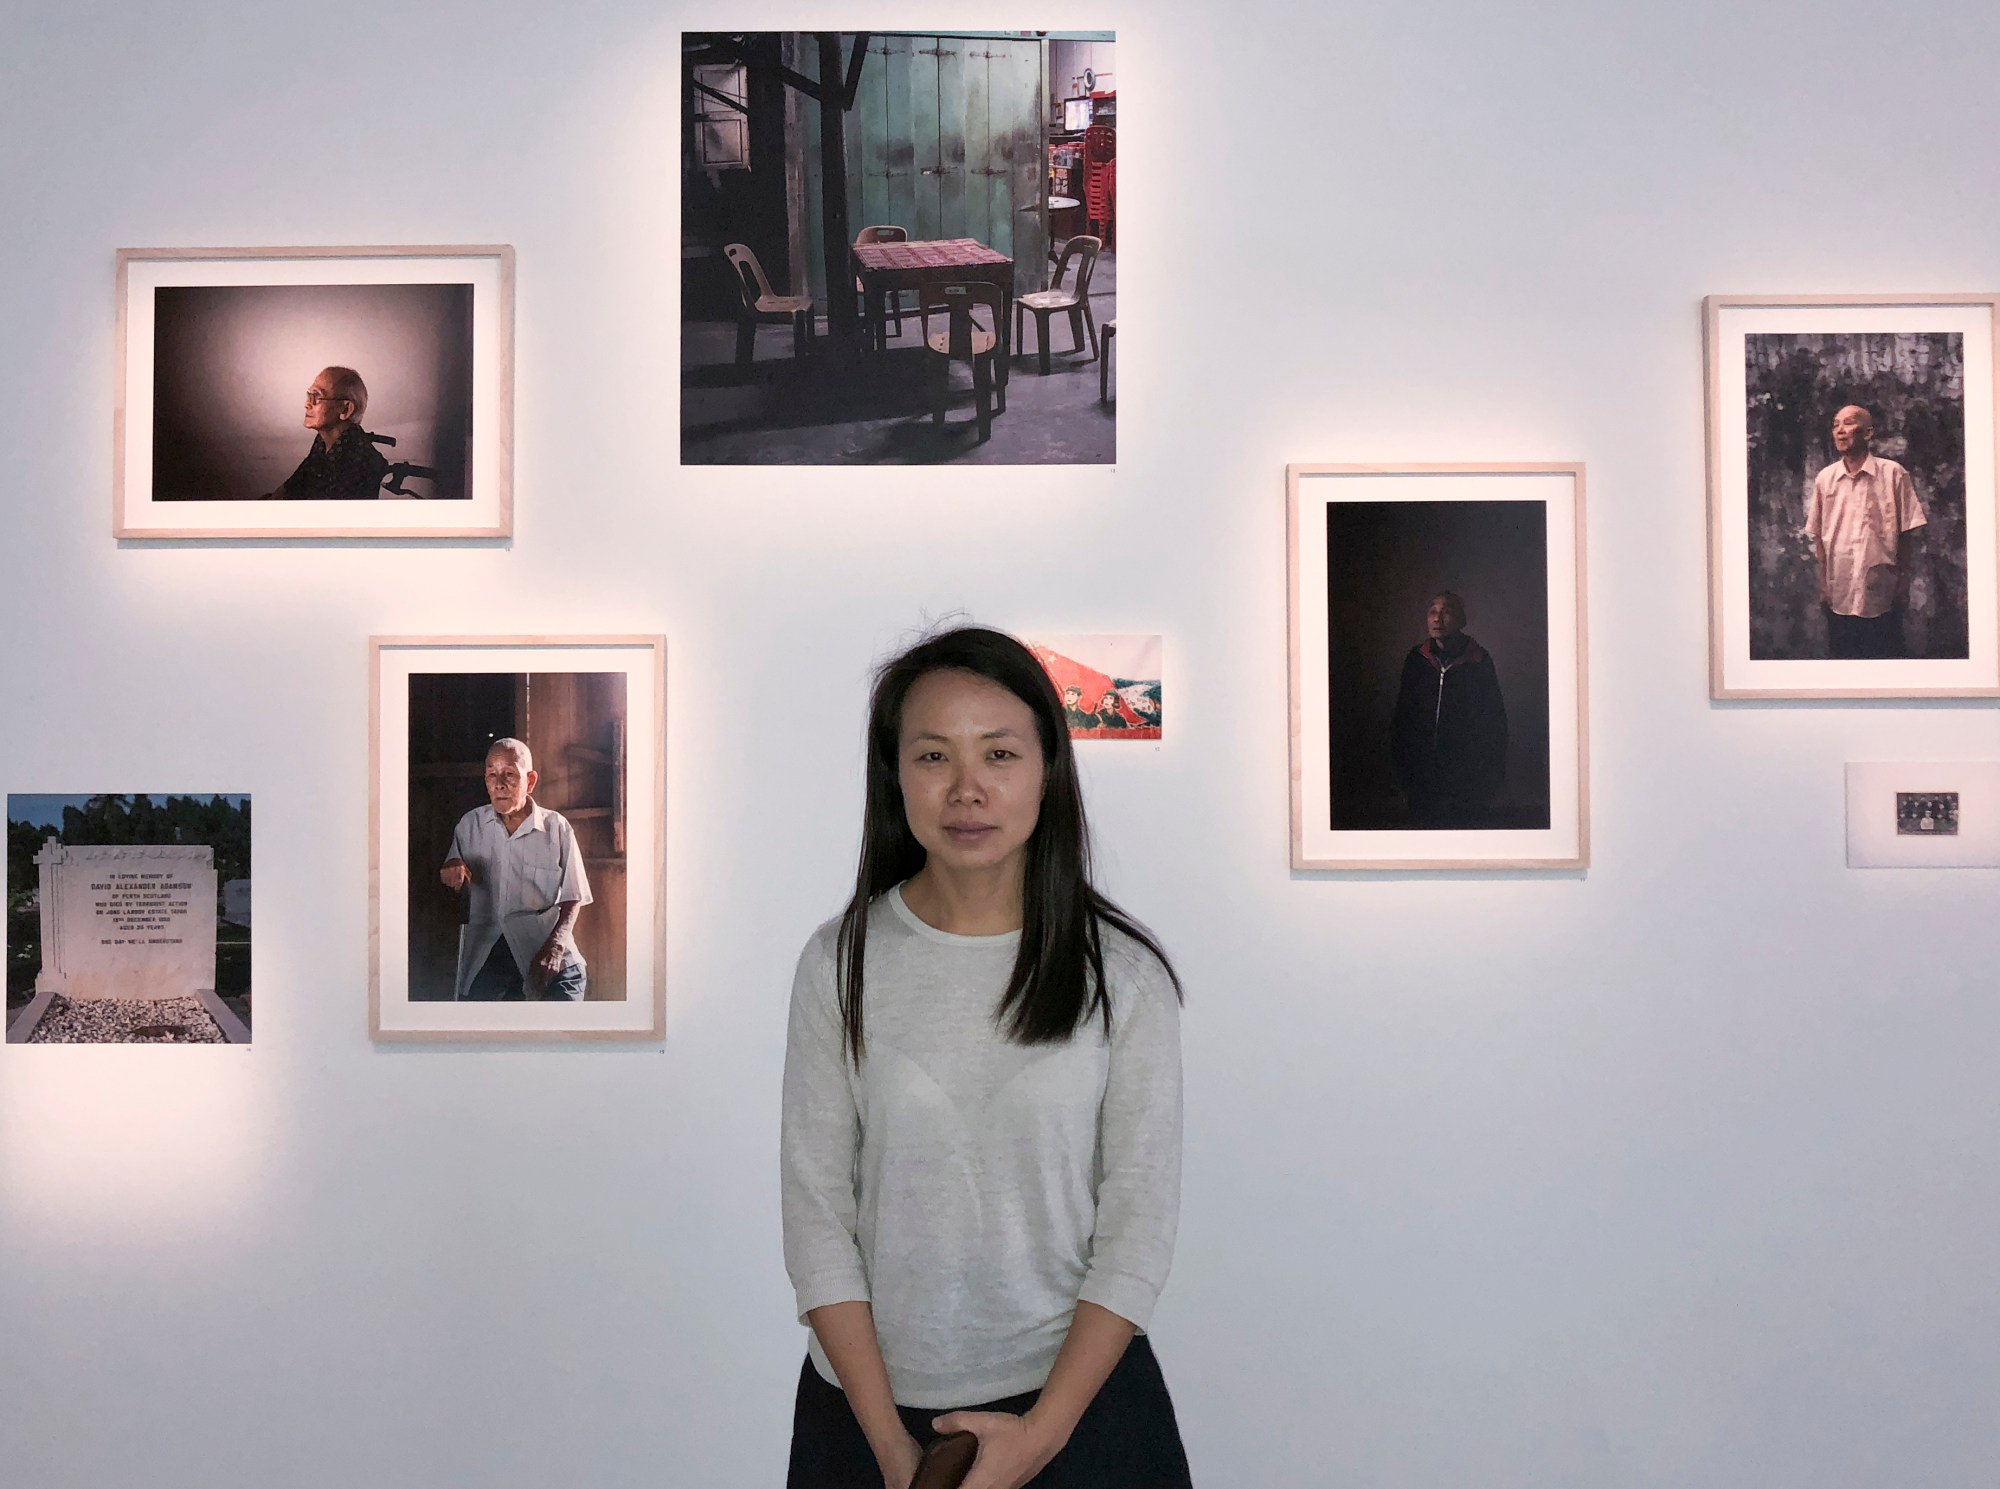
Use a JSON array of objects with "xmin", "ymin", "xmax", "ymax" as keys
[{"xmin": 943, "ymin": 823, "xmax": 996, "ymax": 840}]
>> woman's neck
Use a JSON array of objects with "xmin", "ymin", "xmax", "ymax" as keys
[{"xmin": 900, "ymin": 862, "xmax": 1025, "ymax": 935}]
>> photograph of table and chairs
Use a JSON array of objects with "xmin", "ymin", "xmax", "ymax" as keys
[{"xmin": 681, "ymin": 31, "xmax": 1118, "ymax": 465}]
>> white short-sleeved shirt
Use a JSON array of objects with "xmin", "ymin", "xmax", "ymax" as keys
[{"xmin": 445, "ymin": 801, "xmax": 593, "ymax": 998}]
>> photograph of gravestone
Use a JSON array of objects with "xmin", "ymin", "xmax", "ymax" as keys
[
  {"xmin": 682, "ymin": 31, "xmax": 1118, "ymax": 464},
  {"xmin": 6, "ymin": 794, "xmax": 251, "ymax": 1044}
]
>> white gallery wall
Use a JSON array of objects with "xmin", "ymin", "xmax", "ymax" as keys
[{"xmin": 3, "ymin": 0, "xmax": 1998, "ymax": 1484}]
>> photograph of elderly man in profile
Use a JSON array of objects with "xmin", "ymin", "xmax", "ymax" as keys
[
  {"xmin": 1323, "ymin": 500, "xmax": 1552, "ymax": 831},
  {"xmin": 405, "ymin": 672, "xmax": 630, "ymax": 1003},
  {"xmin": 150, "ymin": 281, "xmax": 474, "ymax": 502},
  {"xmin": 264, "ymin": 366, "xmax": 389, "ymax": 500},
  {"xmin": 1744, "ymin": 332, "xmax": 1969, "ymax": 660}
]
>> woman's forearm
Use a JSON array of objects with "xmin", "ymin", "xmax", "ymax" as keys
[
  {"xmin": 807, "ymin": 1300, "xmax": 911, "ymax": 1459},
  {"xmin": 1022, "ymin": 1300, "xmax": 1137, "ymax": 1450}
]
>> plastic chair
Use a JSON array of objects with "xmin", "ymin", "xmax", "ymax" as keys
[
  {"xmin": 723, "ymin": 243, "xmax": 813, "ymax": 366},
  {"xmin": 1013, "ymin": 235, "xmax": 1101, "ymax": 375},
  {"xmin": 854, "ymin": 225, "xmax": 908, "ymax": 342},
  {"xmin": 1100, "ymin": 319, "xmax": 1116, "ymax": 403},
  {"xmin": 920, "ymin": 282, "xmax": 1007, "ymax": 442}
]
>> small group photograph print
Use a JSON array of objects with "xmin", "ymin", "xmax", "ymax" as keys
[
  {"xmin": 1029, "ymin": 634, "xmax": 1162, "ymax": 740},
  {"xmin": 7, "ymin": 793, "xmax": 251, "ymax": 1046},
  {"xmin": 1846, "ymin": 762, "xmax": 2000, "ymax": 868},
  {"xmin": 1287, "ymin": 465, "xmax": 1588, "ymax": 870},
  {"xmin": 116, "ymin": 246, "xmax": 513, "ymax": 538},
  {"xmin": 1705, "ymin": 294, "xmax": 2000, "ymax": 697},
  {"xmin": 681, "ymin": 31, "xmax": 1117, "ymax": 465},
  {"xmin": 370, "ymin": 638, "xmax": 665, "ymax": 1041}
]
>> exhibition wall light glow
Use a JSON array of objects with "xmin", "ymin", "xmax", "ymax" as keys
[{"xmin": 0, "ymin": 1052, "xmax": 271, "ymax": 1238}]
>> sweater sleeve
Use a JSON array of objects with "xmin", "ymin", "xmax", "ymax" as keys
[
  {"xmin": 1076, "ymin": 944, "xmax": 1183, "ymax": 1330},
  {"xmin": 779, "ymin": 930, "xmax": 871, "ymax": 1322}
]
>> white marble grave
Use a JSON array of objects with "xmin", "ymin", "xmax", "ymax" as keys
[{"xmin": 34, "ymin": 841, "xmax": 218, "ymax": 1000}]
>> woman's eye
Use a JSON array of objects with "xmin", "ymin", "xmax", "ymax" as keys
[{"xmin": 990, "ymin": 749, "xmax": 1015, "ymax": 762}]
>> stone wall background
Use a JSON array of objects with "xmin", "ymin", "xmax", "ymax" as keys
[{"xmin": 1744, "ymin": 331, "xmax": 1969, "ymax": 659}]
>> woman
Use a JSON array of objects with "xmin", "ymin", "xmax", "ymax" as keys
[{"xmin": 782, "ymin": 627, "xmax": 1193, "ymax": 1489}]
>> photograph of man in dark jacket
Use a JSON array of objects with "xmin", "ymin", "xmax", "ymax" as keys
[{"xmin": 1390, "ymin": 591, "xmax": 1508, "ymax": 827}]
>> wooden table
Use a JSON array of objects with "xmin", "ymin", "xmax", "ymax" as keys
[{"xmin": 851, "ymin": 238, "xmax": 1014, "ymax": 356}]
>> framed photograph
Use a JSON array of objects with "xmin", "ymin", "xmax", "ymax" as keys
[
  {"xmin": 370, "ymin": 637, "xmax": 665, "ymax": 1041},
  {"xmin": 1845, "ymin": 761, "xmax": 2000, "ymax": 868},
  {"xmin": 116, "ymin": 245, "xmax": 513, "ymax": 539},
  {"xmin": 7, "ymin": 793, "xmax": 252, "ymax": 1045},
  {"xmin": 1704, "ymin": 293, "xmax": 2000, "ymax": 697},
  {"xmin": 1287, "ymin": 464, "xmax": 1589, "ymax": 870},
  {"xmin": 1029, "ymin": 634, "xmax": 1162, "ymax": 740},
  {"xmin": 680, "ymin": 31, "xmax": 1116, "ymax": 466}
]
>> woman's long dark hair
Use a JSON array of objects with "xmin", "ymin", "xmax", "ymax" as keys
[{"xmin": 835, "ymin": 626, "xmax": 1181, "ymax": 1063}]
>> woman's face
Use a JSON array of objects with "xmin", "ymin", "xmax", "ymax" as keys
[{"xmin": 896, "ymin": 668, "xmax": 1046, "ymax": 879}]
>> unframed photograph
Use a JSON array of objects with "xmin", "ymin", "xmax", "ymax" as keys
[
  {"xmin": 371, "ymin": 638, "xmax": 665, "ymax": 1041},
  {"xmin": 1029, "ymin": 634, "xmax": 1161, "ymax": 739},
  {"xmin": 6, "ymin": 794, "xmax": 251, "ymax": 1045},
  {"xmin": 116, "ymin": 246, "xmax": 513, "ymax": 538},
  {"xmin": 1288, "ymin": 465, "xmax": 1588, "ymax": 869},
  {"xmin": 681, "ymin": 31, "xmax": 1117, "ymax": 464},
  {"xmin": 1896, "ymin": 791, "xmax": 1959, "ymax": 836},
  {"xmin": 1705, "ymin": 294, "xmax": 2000, "ymax": 697}
]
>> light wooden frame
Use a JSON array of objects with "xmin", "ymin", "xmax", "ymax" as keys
[
  {"xmin": 1287, "ymin": 463, "xmax": 1590, "ymax": 871},
  {"xmin": 369, "ymin": 636, "xmax": 667, "ymax": 1043},
  {"xmin": 115, "ymin": 245, "xmax": 514, "ymax": 539},
  {"xmin": 1703, "ymin": 293, "xmax": 2000, "ymax": 698}
]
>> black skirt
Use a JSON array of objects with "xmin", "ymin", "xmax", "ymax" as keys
[{"xmin": 786, "ymin": 1334, "xmax": 1193, "ymax": 1488}]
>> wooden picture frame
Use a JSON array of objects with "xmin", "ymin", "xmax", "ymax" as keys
[
  {"xmin": 1287, "ymin": 463, "xmax": 1590, "ymax": 871},
  {"xmin": 116, "ymin": 245, "xmax": 514, "ymax": 539},
  {"xmin": 369, "ymin": 637, "xmax": 666, "ymax": 1042},
  {"xmin": 1703, "ymin": 293, "xmax": 2000, "ymax": 698}
]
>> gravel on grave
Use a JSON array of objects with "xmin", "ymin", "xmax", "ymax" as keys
[{"xmin": 27, "ymin": 995, "xmax": 226, "ymax": 1044}]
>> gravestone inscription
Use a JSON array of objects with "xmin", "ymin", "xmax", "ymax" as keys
[{"xmin": 34, "ymin": 841, "xmax": 218, "ymax": 1000}]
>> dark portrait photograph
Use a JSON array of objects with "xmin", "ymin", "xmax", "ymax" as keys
[
  {"xmin": 116, "ymin": 246, "xmax": 513, "ymax": 539},
  {"xmin": 152, "ymin": 282, "xmax": 474, "ymax": 504},
  {"xmin": 1324, "ymin": 500, "xmax": 1551, "ymax": 832},
  {"xmin": 1289, "ymin": 464, "xmax": 1586, "ymax": 870},
  {"xmin": 405, "ymin": 672, "xmax": 631, "ymax": 1006},
  {"xmin": 1744, "ymin": 331, "xmax": 1969, "ymax": 661}
]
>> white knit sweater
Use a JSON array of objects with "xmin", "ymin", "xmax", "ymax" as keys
[{"xmin": 780, "ymin": 886, "xmax": 1183, "ymax": 1408}]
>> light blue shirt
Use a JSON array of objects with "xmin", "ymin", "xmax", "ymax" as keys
[{"xmin": 445, "ymin": 801, "xmax": 592, "ymax": 998}]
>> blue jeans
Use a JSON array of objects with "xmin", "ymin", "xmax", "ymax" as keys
[{"xmin": 463, "ymin": 935, "xmax": 586, "ymax": 1001}]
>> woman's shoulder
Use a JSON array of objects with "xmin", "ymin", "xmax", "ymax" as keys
[
  {"xmin": 793, "ymin": 894, "xmax": 906, "ymax": 975},
  {"xmin": 795, "ymin": 908, "xmax": 848, "ymax": 965},
  {"xmin": 1096, "ymin": 915, "xmax": 1180, "ymax": 1008}
]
